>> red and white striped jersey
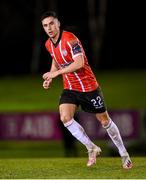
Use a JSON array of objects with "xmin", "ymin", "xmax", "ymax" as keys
[{"xmin": 45, "ymin": 30, "xmax": 99, "ymax": 92}]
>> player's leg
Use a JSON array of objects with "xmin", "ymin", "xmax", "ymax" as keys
[
  {"xmin": 59, "ymin": 103, "xmax": 100, "ymax": 153},
  {"xmin": 80, "ymin": 87, "xmax": 132, "ymax": 169},
  {"xmin": 96, "ymin": 110, "xmax": 132, "ymax": 169},
  {"xmin": 59, "ymin": 90, "xmax": 101, "ymax": 167}
]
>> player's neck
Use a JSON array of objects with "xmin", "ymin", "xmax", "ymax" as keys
[{"xmin": 51, "ymin": 30, "xmax": 60, "ymax": 44}]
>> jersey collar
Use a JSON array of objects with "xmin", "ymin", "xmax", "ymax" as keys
[{"xmin": 50, "ymin": 29, "xmax": 63, "ymax": 47}]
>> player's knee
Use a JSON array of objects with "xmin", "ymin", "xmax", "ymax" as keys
[
  {"xmin": 100, "ymin": 118, "xmax": 109, "ymax": 126},
  {"xmin": 96, "ymin": 111, "xmax": 110, "ymax": 126},
  {"xmin": 60, "ymin": 114, "xmax": 72, "ymax": 123}
]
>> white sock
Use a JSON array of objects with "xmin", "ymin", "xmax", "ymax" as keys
[
  {"xmin": 64, "ymin": 118, "xmax": 94, "ymax": 151},
  {"xmin": 103, "ymin": 119, "xmax": 127, "ymax": 156}
]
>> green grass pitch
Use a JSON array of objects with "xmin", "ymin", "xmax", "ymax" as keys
[{"xmin": 0, "ymin": 157, "xmax": 146, "ymax": 179}]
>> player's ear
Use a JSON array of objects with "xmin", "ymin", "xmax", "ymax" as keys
[{"xmin": 58, "ymin": 20, "xmax": 60, "ymax": 27}]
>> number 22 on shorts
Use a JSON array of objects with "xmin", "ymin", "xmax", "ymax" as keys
[{"xmin": 91, "ymin": 96, "xmax": 103, "ymax": 109}]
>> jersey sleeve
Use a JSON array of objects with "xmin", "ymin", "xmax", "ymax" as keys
[
  {"xmin": 45, "ymin": 40, "xmax": 50, "ymax": 53},
  {"xmin": 66, "ymin": 34, "xmax": 83, "ymax": 58},
  {"xmin": 45, "ymin": 39, "xmax": 54, "ymax": 59}
]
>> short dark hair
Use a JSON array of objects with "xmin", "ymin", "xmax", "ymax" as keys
[{"xmin": 41, "ymin": 11, "xmax": 58, "ymax": 21}]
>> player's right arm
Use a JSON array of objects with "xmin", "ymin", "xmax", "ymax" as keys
[{"xmin": 42, "ymin": 59, "xmax": 59, "ymax": 89}]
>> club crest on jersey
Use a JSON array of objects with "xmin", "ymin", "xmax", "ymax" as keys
[{"xmin": 62, "ymin": 49, "xmax": 67, "ymax": 56}]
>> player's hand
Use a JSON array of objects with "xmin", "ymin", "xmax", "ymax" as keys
[
  {"xmin": 43, "ymin": 72, "xmax": 50, "ymax": 80},
  {"xmin": 43, "ymin": 79, "xmax": 52, "ymax": 89}
]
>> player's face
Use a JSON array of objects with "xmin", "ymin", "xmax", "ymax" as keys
[{"xmin": 42, "ymin": 16, "xmax": 60, "ymax": 40}]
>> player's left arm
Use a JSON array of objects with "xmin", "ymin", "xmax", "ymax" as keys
[
  {"xmin": 45, "ymin": 55, "xmax": 84, "ymax": 80},
  {"xmin": 45, "ymin": 37, "xmax": 84, "ymax": 80},
  {"xmin": 59, "ymin": 54, "xmax": 84, "ymax": 73}
]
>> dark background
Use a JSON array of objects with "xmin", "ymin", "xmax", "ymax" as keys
[
  {"xmin": 0, "ymin": 0, "xmax": 145, "ymax": 76},
  {"xmin": 0, "ymin": 0, "xmax": 146, "ymax": 163}
]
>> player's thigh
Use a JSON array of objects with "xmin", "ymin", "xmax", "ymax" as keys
[{"xmin": 59, "ymin": 103, "xmax": 77, "ymax": 123}]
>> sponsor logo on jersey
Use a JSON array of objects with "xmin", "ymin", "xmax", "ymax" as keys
[{"xmin": 60, "ymin": 62, "xmax": 72, "ymax": 68}]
